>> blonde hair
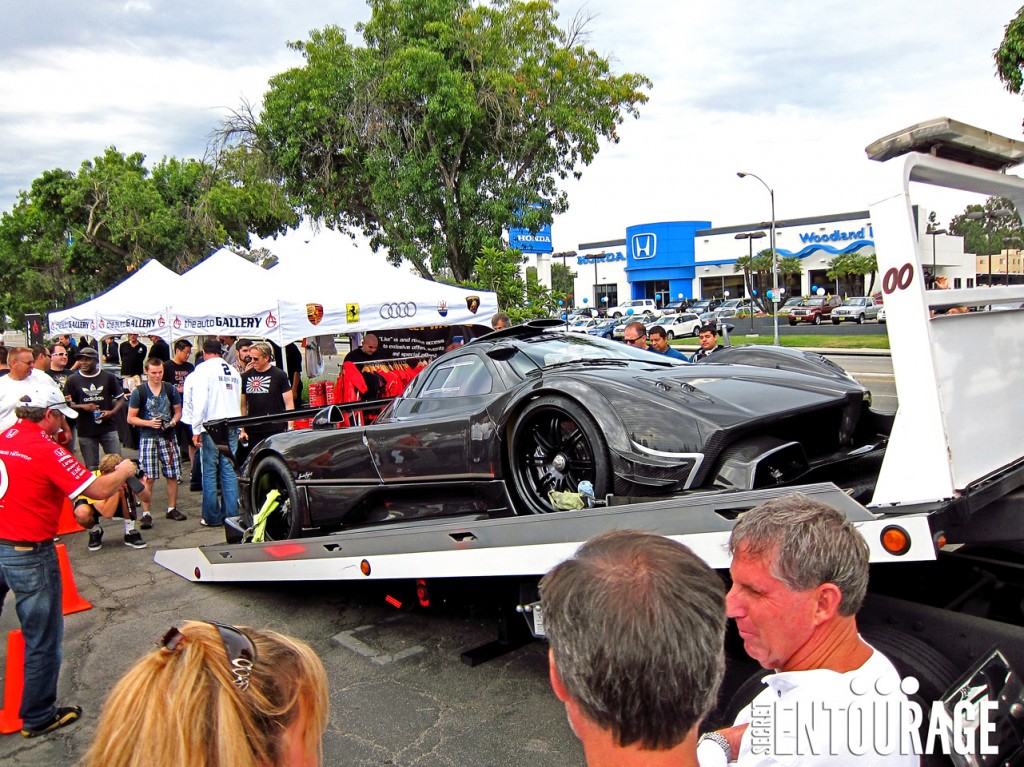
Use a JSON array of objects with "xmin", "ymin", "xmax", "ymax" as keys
[
  {"xmin": 80, "ymin": 622, "xmax": 329, "ymax": 767},
  {"xmin": 97, "ymin": 453, "xmax": 124, "ymax": 475}
]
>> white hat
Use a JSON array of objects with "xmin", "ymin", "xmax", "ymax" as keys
[{"xmin": 18, "ymin": 389, "xmax": 78, "ymax": 419}]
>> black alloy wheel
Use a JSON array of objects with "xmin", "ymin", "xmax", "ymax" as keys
[
  {"xmin": 508, "ymin": 396, "xmax": 610, "ymax": 514},
  {"xmin": 249, "ymin": 455, "xmax": 303, "ymax": 540}
]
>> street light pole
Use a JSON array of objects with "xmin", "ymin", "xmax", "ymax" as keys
[
  {"xmin": 581, "ymin": 252, "xmax": 604, "ymax": 312},
  {"xmin": 735, "ymin": 231, "xmax": 766, "ymax": 334},
  {"xmin": 738, "ymin": 172, "xmax": 778, "ymax": 345}
]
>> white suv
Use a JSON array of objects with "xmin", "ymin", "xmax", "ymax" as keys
[{"xmin": 608, "ymin": 299, "xmax": 656, "ymax": 318}]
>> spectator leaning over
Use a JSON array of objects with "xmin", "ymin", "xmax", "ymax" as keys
[
  {"xmin": 542, "ymin": 530, "xmax": 726, "ymax": 767},
  {"xmin": 119, "ymin": 333, "xmax": 147, "ymax": 380},
  {"xmin": 80, "ymin": 621, "xmax": 329, "ymax": 767},
  {"xmin": 490, "ymin": 312, "xmax": 511, "ymax": 331},
  {"xmin": 648, "ymin": 326, "xmax": 687, "ymax": 360},
  {"xmin": 238, "ymin": 341, "xmax": 295, "ymax": 467},
  {"xmin": 75, "ymin": 452, "xmax": 152, "ymax": 551},
  {"xmin": 0, "ymin": 389, "xmax": 139, "ymax": 737},
  {"xmin": 127, "ymin": 357, "xmax": 187, "ymax": 526},
  {"xmin": 622, "ymin": 320, "xmax": 648, "ymax": 350},
  {"xmin": 690, "ymin": 325, "xmax": 723, "ymax": 362},
  {"xmin": 0, "ymin": 347, "xmax": 65, "ymax": 431},
  {"xmin": 697, "ymin": 493, "xmax": 916, "ymax": 767},
  {"xmin": 64, "ymin": 347, "xmax": 126, "ymax": 470},
  {"xmin": 190, "ymin": 338, "xmax": 242, "ymax": 527}
]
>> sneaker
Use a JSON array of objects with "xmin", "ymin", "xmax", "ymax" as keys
[
  {"xmin": 22, "ymin": 706, "xmax": 82, "ymax": 737},
  {"xmin": 166, "ymin": 508, "xmax": 187, "ymax": 521},
  {"xmin": 140, "ymin": 513, "xmax": 153, "ymax": 530},
  {"xmin": 87, "ymin": 527, "xmax": 103, "ymax": 552},
  {"xmin": 124, "ymin": 530, "xmax": 147, "ymax": 549},
  {"xmin": 199, "ymin": 518, "xmax": 221, "ymax": 527}
]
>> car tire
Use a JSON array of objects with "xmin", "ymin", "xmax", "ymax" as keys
[
  {"xmin": 832, "ymin": 318, "xmax": 841, "ymax": 325},
  {"xmin": 813, "ymin": 314, "xmax": 821, "ymax": 325},
  {"xmin": 507, "ymin": 395, "xmax": 610, "ymax": 515},
  {"xmin": 249, "ymin": 455, "xmax": 304, "ymax": 540},
  {"xmin": 788, "ymin": 319, "xmax": 797, "ymax": 326},
  {"xmin": 667, "ymin": 330, "xmax": 675, "ymax": 340},
  {"xmin": 692, "ymin": 326, "xmax": 701, "ymax": 337},
  {"xmin": 856, "ymin": 313, "xmax": 865, "ymax": 324}
]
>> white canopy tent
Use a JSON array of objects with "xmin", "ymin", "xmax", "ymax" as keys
[
  {"xmin": 48, "ymin": 241, "xmax": 498, "ymax": 346},
  {"xmin": 271, "ymin": 251, "xmax": 497, "ymax": 344},
  {"xmin": 48, "ymin": 259, "xmax": 181, "ymax": 340}
]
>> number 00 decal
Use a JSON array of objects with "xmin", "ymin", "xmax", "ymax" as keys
[{"xmin": 882, "ymin": 263, "xmax": 914, "ymax": 294}]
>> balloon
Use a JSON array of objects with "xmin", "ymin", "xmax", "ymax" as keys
[
  {"xmin": 766, "ymin": 290, "xmax": 774, "ymax": 300},
  {"xmin": 724, "ymin": 291, "xmax": 730, "ymax": 298},
  {"xmin": 561, "ymin": 313, "xmax": 569, "ymax": 320},
  {"xmin": 816, "ymin": 287, "xmax": 825, "ymax": 296},
  {"xmin": 626, "ymin": 308, "xmax": 634, "ymax": 316},
  {"xmin": 678, "ymin": 293, "xmax": 683, "ymax": 299},
  {"xmin": 582, "ymin": 297, "xmax": 588, "ymax": 304},
  {"xmin": 752, "ymin": 289, "xmax": 758, "ymax": 295},
  {"xmin": 811, "ymin": 285, "xmax": 818, "ymax": 293},
  {"xmin": 601, "ymin": 296, "xmax": 608, "ymax": 302}
]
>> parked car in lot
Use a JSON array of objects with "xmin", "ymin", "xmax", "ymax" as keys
[
  {"xmin": 831, "ymin": 296, "xmax": 883, "ymax": 324},
  {"xmin": 688, "ymin": 298, "xmax": 722, "ymax": 317},
  {"xmin": 877, "ymin": 306, "xmax": 886, "ymax": 324},
  {"xmin": 776, "ymin": 297, "xmax": 804, "ymax": 318},
  {"xmin": 238, "ymin": 320, "xmax": 883, "ymax": 539},
  {"xmin": 788, "ymin": 295, "xmax": 842, "ymax": 325},
  {"xmin": 608, "ymin": 298, "xmax": 657, "ymax": 318},
  {"xmin": 661, "ymin": 312, "xmax": 702, "ymax": 339},
  {"xmin": 585, "ymin": 318, "xmax": 619, "ymax": 339}
]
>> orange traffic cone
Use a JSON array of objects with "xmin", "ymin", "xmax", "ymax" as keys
[
  {"xmin": 55, "ymin": 543, "xmax": 92, "ymax": 615},
  {"xmin": 0, "ymin": 630, "xmax": 25, "ymax": 734},
  {"xmin": 56, "ymin": 497, "xmax": 85, "ymax": 536}
]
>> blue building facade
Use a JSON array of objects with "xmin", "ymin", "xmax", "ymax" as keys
[{"xmin": 623, "ymin": 221, "xmax": 711, "ymax": 304}]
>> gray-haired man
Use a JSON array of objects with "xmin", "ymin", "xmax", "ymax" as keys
[
  {"xmin": 699, "ymin": 493, "xmax": 917, "ymax": 766},
  {"xmin": 542, "ymin": 530, "xmax": 726, "ymax": 767}
]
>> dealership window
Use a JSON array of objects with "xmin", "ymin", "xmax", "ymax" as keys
[
  {"xmin": 595, "ymin": 284, "xmax": 617, "ymax": 309},
  {"xmin": 954, "ymin": 277, "xmax": 962, "ymax": 289},
  {"xmin": 967, "ymin": 278, "xmax": 975, "ymax": 288}
]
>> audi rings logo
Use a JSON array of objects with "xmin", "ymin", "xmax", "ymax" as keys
[{"xmin": 379, "ymin": 301, "xmax": 417, "ymax": 320}]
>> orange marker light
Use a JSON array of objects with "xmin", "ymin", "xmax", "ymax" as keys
[
  {"xmin": 880, "ymin": 526, "xmax": 911, "ymax": 556},
  {"xmin": 416, "ymin": 579, "xmax": 431, "ymax": 608},
  {"xmin": 360, "ymin": 559, "xmax": 371, "ymax": 576},
  {"xmin": 385, "ymin": 595, "xmax": 402, "ymax": 609}
]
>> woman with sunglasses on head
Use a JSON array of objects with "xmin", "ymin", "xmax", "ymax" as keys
[{"xmin": 80, "ymin": 621, "xmax": 329, "ymax": 767}]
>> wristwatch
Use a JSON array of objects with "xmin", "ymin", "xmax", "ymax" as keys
[{"xmin": 698, "ymin": 731, "xmax": 732, "ymax": 762}]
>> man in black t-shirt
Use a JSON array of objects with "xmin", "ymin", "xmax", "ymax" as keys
[
  {"xmin": 239, "ymin": 341, "xmax": 294, "ymax": 466},
  {"xmin": 147, "ymin": 334, "xmax": 170, "ymax": 363},
  {"xmin": 119, "ymin": 334, "xmax": 147, "ymax": 377},
  {"xmin": 64, "ymin": 348, "xmax": 126, "ymax": 470},
  {"xmin": 163, "ymin": 339, "xmax": 195, "ymax": 464}
]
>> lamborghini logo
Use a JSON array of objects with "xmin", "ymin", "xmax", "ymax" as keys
[{"xmin": 466, "ymin": 296, "xmax": 480, "ymax": 314}]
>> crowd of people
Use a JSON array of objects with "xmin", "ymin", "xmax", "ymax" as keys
[{"xmin": 0, "ymin": 322, "xmax": 923, "ymax": 764}]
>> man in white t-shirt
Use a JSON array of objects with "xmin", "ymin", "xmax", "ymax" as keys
[
  {"xmin": 697, "ymin": 493, "xmax": 919, "ymax": 767},
  {"xmin": 0, "ymin": 347, "xmax": 65, "ymax": 431}
]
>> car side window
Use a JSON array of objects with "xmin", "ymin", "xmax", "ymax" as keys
[{"xmin": 420, "ymin": 357, "xmax": 493, "ymax": 398}]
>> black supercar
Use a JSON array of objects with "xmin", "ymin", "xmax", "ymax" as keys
[{"xmin": 237, "ymin": 320, "xmax": 890, "ymax": 539}]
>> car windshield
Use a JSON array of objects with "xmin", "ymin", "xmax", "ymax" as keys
[
  {"xmin": 843, "ymin": 298, "xmax": 868, "ymax": 306},
  {"xmin": 518, "ymin": 333, "xmax": 679, "ymax": 368},
  {"xmin": 802, "ymin": 298, "xmax": 825, "ymax": 306}
]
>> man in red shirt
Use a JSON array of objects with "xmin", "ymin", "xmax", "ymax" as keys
[{"xmin": 0, "ymin": 388, "xmax": 138, "ymax": 737}]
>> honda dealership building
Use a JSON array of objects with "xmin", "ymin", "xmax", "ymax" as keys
[{"xmin": 535, "ymin": 207, "xmax": 976, "ymax": 310}]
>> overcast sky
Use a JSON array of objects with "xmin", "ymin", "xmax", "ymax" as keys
[{"xmin": 2, "ymin": 0, "xmax": 1023, "ymax": 260}]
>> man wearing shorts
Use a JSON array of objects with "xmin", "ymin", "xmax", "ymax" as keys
[{"xmin": 127, "ymin": 358, "xmax": 186, "ymax": 528}]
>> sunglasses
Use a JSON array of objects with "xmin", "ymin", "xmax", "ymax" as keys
[
  {"xmin": 623, "ymin": 336, "xmax": 645, "ymax": 342},
  {"xmin": 160, "ymin": 622, "xmax": 258, "ymax": 692}
]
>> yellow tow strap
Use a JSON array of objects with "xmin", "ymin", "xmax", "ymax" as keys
[{"xmin": 252, "ymin": 489, "xmax": 281, "ymax": 543}]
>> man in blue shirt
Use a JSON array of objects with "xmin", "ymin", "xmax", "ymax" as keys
[{"xmin": 648, "ymin": 326, "xmax": 687, "ymax": 360}]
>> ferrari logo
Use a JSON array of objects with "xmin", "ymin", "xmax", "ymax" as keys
[
  {"xmin": 466, "ymin": 295, "xmax": 480, "ymax": 314},
  {"xmin": 346, "ymin": 303, "xmax": 360, "ymax": 323},
  {"xmin": 306, "ymin": 303, "xmax": 324, "ymax": 326}
]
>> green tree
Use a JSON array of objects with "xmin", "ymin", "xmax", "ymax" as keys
[
  {"xmin": 0, "ymin": 146, "xmax": 296, "ymax": 324},
  {"xmin": 551, "ymin": 261, "xmax": 575, "ymax": 300},
  {"xmin": 734, "ymin": 250, "xmax": 803, "ymax": 313},
  {"xmin": 949, "ymin": 196, "xmax": 1023, "ymax": 255},
  {"xmin": 236, "ymin": 0, "xmax": 650, "ymax": 282},
  {"xmin": 825, "ymin": 251, "xmax": 878, "ymax": 296},
  {"xmin": 996, "ymin": 8, "xmax": 1024, "ymax": 95}
]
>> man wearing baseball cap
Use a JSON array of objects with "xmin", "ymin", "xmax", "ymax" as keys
[{"xmin": 0, "ymin": 388, "xmax": 139, "ymax": 737}]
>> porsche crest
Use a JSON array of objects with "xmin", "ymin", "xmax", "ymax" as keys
[{"xmin": 306, "ymin": 303, "xmax": 324, "ymax": 326}]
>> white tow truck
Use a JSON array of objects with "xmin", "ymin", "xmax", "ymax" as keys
[{"xmin": 157, "ymin": 119, "xmax": 1024, "ymax": 760}]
